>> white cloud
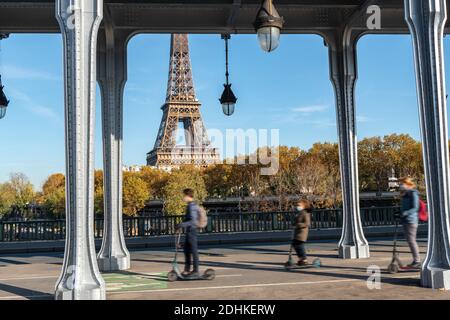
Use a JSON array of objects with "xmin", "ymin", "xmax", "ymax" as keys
[
  {"xmin": 292, "ymin": 105, "xmax": 328, "ymax": 113},
  {"xmin": 309, "ymin": 119, "xmax": 336, "ymax": 128},
  {"xmin": 357, "ymin": 115, "xmax": 370, "ymax": 123},
  {"xmin": 3, "ymin": 65, "xmax": 59, "ymax": 81},
  {"xmin": 8, "ymin": 88, "xmax": 61, "ymax": 122}
]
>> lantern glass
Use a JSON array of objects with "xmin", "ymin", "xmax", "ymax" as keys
[
  {"xmin": 222, "ymin": 103, "xmax": 235, "ymax": 116},
  {"xmin": 257, "ymin": 26, "xmax": 280, "ymax": 52},
  {"xmin": 0, "ymin": 105, "xmax": 6, "ymax": 119}
]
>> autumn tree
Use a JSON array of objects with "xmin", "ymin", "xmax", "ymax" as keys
[
  {"xmin": 39, "ymin": 173, "xmax": 66, "ymax": 218},
  {"xmin": 9, "ymin": 173, "xmax": 36, "ymax": 207},
  {"xmin": 357, "ymin": 134, "xmax": 424, "ymax": 193},
  {"xmin": 291, "ymin": 152, "xmax": 327, "ymax": 202},
  {"xmin": 358, "ymin": 136, "xmax": 391, "ymax": 192},
  {"xmin": 138, "ymin": 166, "xmax": 169, "ymax": 199},
  {"xmin": 383, "ymin": 134, "xmax": 423, "ymax": 189},
  {"xmin": 94, "ymin": 170, "xmax": 104, "ymax": 215},
  {"xmin": 310, "ymin": 143, "xmax": 341, "ymax": 207},
  {"xmin": 122, "ymin": 172, "xmax": 150, "ymax": 216},
  {"xmin": 163, "ymin": 166, "xmax": 207, "ymax": 215},
  {"xmin": 267, "ymin": 146, "xmax": 302, "ymax": 210},
  {"xmin": 203, "ymin": 164, "xmax": 234, "ymax": 198},
  {"xmin": 0, "ymin": 182, "xmax": 15, "ymax": 216}
]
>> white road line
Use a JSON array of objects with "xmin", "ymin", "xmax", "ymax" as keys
[
  {"xmin": 214, "ymin": 274, "xmax": 243, "ymax": 278},
  {"xmin": 0, "ymin": 275, "xmax": 58, "ymax": 281}
]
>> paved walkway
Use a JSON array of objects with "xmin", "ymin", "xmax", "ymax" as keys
[{"xmin": 0, "ymin": 237, "xmax": 449, "ymax": 300}]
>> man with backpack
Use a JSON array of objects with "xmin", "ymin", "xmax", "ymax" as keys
[
  {"xmin": 175, "ymin": 188, "xmax": 206, "ymax": 278},
  {"xmin": 399, "ymin": 177, "xmax": 422, "ymax": 268}
]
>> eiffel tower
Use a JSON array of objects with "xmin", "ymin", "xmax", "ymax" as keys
[{"xmin": 147, "ymin": 34, "xmax": 220, "ymax": 169}]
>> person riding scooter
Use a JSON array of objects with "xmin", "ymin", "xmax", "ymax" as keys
[
  {"xmin": 399, "ymin": 177, "xmax": 421, "ymax": 268},
  {"xmin": 175, "ymin": 188, "xmax": 200, "ymax": 278},
  {"xmin": 292, "ymin": 199, "xmax": 312, "ymax": 266}
]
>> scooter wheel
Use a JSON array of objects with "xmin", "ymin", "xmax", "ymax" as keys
[
  {"xmin": 312, "ymin": 258, "xmax": 321, "ymax": 268},
  {"xmin": 167, "ymin": 271, "xmax": 178, "ymax": 282},
  {"xmin": 204, "ymin": 269, "xmax": 215, "ymax": 280},
  {"xmin": 284, "ymin": 261, "xmax": 294, "ymax": 268},
  {"xmin": 388, "ymin": 263, "xmax": 399, "ymax": 274}
]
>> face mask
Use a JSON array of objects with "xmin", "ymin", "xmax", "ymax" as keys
[
  {"xmin": 399, "ymin": 184, "xmax": 406, "ymax": 191},
  {"xmin": 296, "ymin": 206, "xmax": 304, "ymax": 212}
]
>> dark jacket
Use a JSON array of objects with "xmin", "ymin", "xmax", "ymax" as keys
[
  {"xmin": 293, "ymin": 210, "xmax": 311, "ymax": 242},
  {"xmin": 400, "ymin": 189, "xmax": 419, "ymax": 225},
  {"xmin": 179, "ymin": 201, "xmax": 200, "ymax": 231}
]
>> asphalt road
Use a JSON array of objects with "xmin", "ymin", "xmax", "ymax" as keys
[{"xmin": 0, "ymin": 237, "xmax": 449, "ymax": 300}]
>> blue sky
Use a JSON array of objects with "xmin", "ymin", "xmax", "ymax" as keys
[{"xmin": 0, "ymin": 33, "xmax": 447, "ymax": 188}]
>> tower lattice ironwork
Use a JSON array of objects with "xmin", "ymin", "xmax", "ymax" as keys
[{"xmin": 147, "ymin": 34, "xmax": 220, "ymax": 168}]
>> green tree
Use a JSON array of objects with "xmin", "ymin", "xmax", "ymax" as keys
[
  {"xmin": 7, "ymin": 173, "xmax": 36, "ymax": 210},
  {"xmin": 163, "ymin": 166, "xmax": 207, "ymax": 215},
  {"xmin": 0, "ymin": 182, "xmax": 15, "ymax": 216}
]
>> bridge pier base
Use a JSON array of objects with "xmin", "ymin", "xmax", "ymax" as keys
[
  {"xmin": 96, "ymin": 17, "xmax": 131, "ymax": 272},
  {"xmin": 405, "ymin": 0, "xmax": 450, "ymax": 290},
  {"xmin": 55, "ymin": 0, "xmax": 105, "ymax": 300},
  {"xmin": 327, "ymin": 29, "xmax": 370, "ymax": 260}
]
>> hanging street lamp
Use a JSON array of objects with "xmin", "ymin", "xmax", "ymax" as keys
[
  {"xmin": 0, "ymin": 76, "xmax": 9, "ymax": 119},
  {"xmin": 219, "ymin": 34, "xmax": 237, "ymax": 116},
  {"xmin": 0, "ymin": 33, "xmax": 9, "ymax": 120},
  {"xmin": 253, "ymin": 0, "xmax": 284, "ymax": 53}
]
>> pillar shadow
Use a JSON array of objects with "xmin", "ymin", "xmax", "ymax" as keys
[
  {"xmin": 0, "ymin": 258, "xmax": 29, "ymax": 265},
  {"xmin": 0, "ymin": 283, "xmax": 52, "ymax": 300},
  {"xmin": 133, "ymin": 256, "xmax": 421, "ymax": 287},
  {"xmin": 291, "ymin": 268, "xmax": 421, "ymax": 287}
]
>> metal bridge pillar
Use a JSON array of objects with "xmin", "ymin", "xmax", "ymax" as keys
[
  {"xmin": 96, "ymin": 18, "xmax": 131, "ymax": 272},
  {"xmin": 405, "ymin": 0, "xmax": 450, "ymax": 290},
  {"xmin": 327, "ymin": 30, "xmax": 370, "ymax": 259},
  {"xmin": 55, "ymin": 0, "xmax": 105, "ymax": 299}
]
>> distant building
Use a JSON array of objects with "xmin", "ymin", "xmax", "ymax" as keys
[
  {"xmin": 122, "ymin": 165, "xmax": 142, "ymax": 173},
  {"xmin": 146, "ymin": 34, "xmax": 219, "ymax": 169},
  {"xmin": 388, "ymin": 169, "xmax": 400, "ymax": 191}
]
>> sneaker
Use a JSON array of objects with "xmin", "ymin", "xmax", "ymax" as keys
[
  {"xmin": 182, "ymin": 271, "xmax": 191, "ymax": 277},
  {"xmin": 297, "ymin": 259, "xmax": 308, "ymax": 266},
  {"xmin": 186, "ymin": 271, "xmax": 200, "ymax": 279},
  {"xmin": 408, "ymin": 261, "xmax": 421, "ymax": 269}
]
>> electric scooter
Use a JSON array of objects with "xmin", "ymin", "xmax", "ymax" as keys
[
  {"xmin": 167, "ymin": 231, "xmax": 216, "ymax": 282},
  {"xmin": 387, "ymin": 220, "xmax": 421, "ymax": 274},
  {"xmin": 284, "ymin": 231, "xmax": 321, "ymax": 270}
]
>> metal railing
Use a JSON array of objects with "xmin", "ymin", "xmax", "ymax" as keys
[{"xmin": 0, "ymin": 206, "xmax": 400, "ymax": 242}]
